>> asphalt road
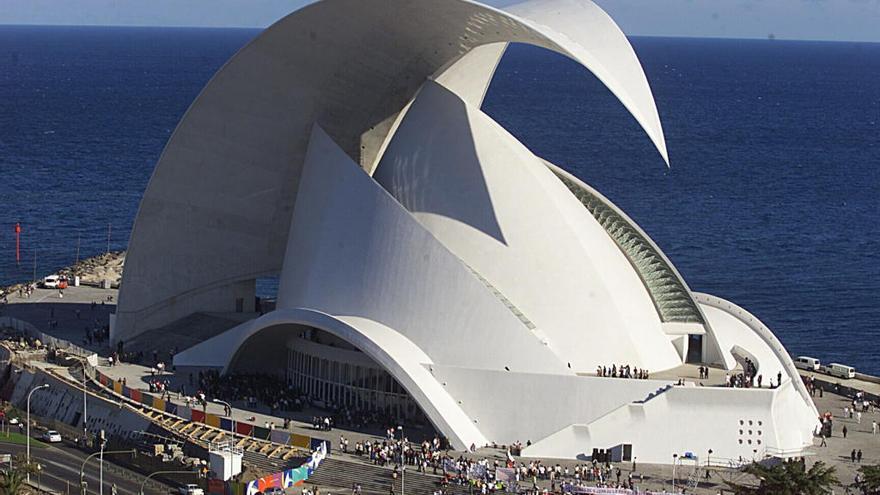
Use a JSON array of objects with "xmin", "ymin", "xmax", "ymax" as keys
[{"xmin": 0, "ymin": 440, "xmax": 176, "ymax": 495}]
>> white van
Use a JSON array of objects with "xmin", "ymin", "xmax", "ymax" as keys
[
  {"xmin": 825, "ymin": 363, "xmax": 856, "ymax": 379},
  {"xmin": 794, "ymin": 356, "xmax": 821, "ymax": 371},
  {"xmin": 42, "ymin": 275, "xmax": 60, "ymax": 289}
]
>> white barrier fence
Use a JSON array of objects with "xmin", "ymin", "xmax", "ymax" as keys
[{"xmin": 563, "ymin": 486, "xmax": 670, "ymax": 495}]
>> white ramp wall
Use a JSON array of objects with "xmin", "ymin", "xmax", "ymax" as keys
[
  {"xmin": 524, "ymin": 385, "xmax": 812, "ymax": 464},
  {"xmin": 431, "ymin": 365, "xmax": 671, "ymax": 446}
]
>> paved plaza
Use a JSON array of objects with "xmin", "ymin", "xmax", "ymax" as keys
[{"xmin": 2, "ymin": 285, "xmax": 879, "ymax": 493}]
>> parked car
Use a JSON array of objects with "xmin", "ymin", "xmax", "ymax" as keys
[
  {"xmin": 41, "ymin": 430, "xmax": 62, "ymax": 443},
  {"xmin": 824, "ymin": 363, "xmax": 856, "ymax": 379},
  {"xmin": 42, "ymin": 275, "xmax": 60, "ymax": 289},
  {"xmin": 178, "ymin": 484, "xmax": 204, "ymax": 495},
  {"xmin": 794, "ymin": 356, "xmax": 821, "ymax": 371},
  {"xmin": 264, "ymin": 488, "xmax": 285, "ymax": 495}
]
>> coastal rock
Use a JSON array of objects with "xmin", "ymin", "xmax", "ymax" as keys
[{"xmin": 59, "ymin": 251, "xmax": 126, "ymax": 287}]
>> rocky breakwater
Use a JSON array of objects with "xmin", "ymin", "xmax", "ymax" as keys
[
  {"xmin": 1, "ymin": 251, "xmax": 125, "ymax": 295},
  {"xmin": 59, "ymin": 250, "xmax": 125, "ymax": 287}
]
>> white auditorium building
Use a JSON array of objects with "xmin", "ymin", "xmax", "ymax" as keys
[{"xmin": 111, "ymin": 0, "xmax": 819, "ymax": 464}]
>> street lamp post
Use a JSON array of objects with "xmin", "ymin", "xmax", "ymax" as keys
[
  {"xmin": 79, "ymin": 448, "xmax": 135, "ymax": 495},
  {"xmin": 397, "ymin": 425, "xmax": 405, "ymax": 495},
  {"xmin": 139, "ymin": 470, "xmax": 197, "ymax": 495},
  {"xmin": 99, "ymin": 430, "xmax": 105, "ymax": 495},
  {"xmin": 26, "ymin": 383, "xmax": 50, "ymax": 482},
  {"xmin": 705, "ymin": 449, "xmax": 714, "ymax": 480},
  {"xmin": 671, "ymin": 453, "xmax": 679, "ymax": 493},
  {"xmin": 82, "ymin": 364, "xmax": 88, "ymax": 440},
  {"xmin": 212, "ymin": 399, "xmax": 235, "ymax": 437}
]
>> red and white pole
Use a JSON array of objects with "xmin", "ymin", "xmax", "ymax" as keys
[{"xmin": 14, "ymin": 223, "xmax": 21, "ymax": 265}]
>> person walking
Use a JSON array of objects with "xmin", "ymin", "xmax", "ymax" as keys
[
  {"xmin": 843, "ymin": 425, "xmax": 848, "ymax": 439},
  {"xmin": 851, "ymin": 449, "xmax": 857, "ymax": 463},
  {"xmin": 857, "ymin": 450, "xmax": 863, "ymax": 463},
  {"xmin": 872, "ymin": 420, "xmax": 877, "ymax": 435}
]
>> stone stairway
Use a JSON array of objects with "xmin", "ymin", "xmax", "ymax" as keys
[{"xmin": 242, "ymin": 449, "xmax": 301, "ymax": 476}]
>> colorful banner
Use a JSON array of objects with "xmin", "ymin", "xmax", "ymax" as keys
[
  {"xmin": 220, "ymin": 418, "xmax": 233, "ymax": 431},
  {"xmin": 92, "ymin": 369, "xmax": 330, "ymax": 456},
  {"xmin": 205, "ymin": 413, "xmax": 221, "ymax": 428},
  {"xmin": 290, "ymin": 433, "xmax": 310, "ymax": 448},
  {"xmin": 309, "ymin": 437, "xmax": 329, "ymax": 453},
  {"xmin": 177, "ymin": 405, "xmax": 191, "ymax": 420},
  {"xmin": 235, "ymin": 422, "xmax": 254, "ymax": 436},
  {"xmin": 207, "ymin": 479, "xmax": 225, "ymax": 495},
  {"xmin": 270, "ymin": 430, "xmax": 290, "ymax": 445},
  {"xmin": 253, "ymin": 426, "xmax": 270, "ymax": 440},
  {"xmin": 244, "ymin": 442, "xmax": 327, "ymax": 495},
  {"xmin": 495, "ymin": 468, "xmax": 515, "ymax": 482},
  {"xmin": 562, "ymin": 486, "xmax": 671, "ymax": 495}
]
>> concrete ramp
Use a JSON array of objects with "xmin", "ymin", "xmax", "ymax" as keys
[{"xmin": 122, "ymin": 312, "xmax": 252, "ymax": 358}]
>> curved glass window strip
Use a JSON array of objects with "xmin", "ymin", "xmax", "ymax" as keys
[{"xmin": 552, "ymin": 171, "xmax": 703, "ymax": 324}]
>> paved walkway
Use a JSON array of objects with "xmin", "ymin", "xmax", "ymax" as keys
[
  {"xmin": 0, "ymin": 285, "xmax": 117, "ymax": 354},
  {"xmin": 809, "ymin": 389, "xmax": 880, "ymax": 487},
  {"xmin": 800, "ymin": 369, "xmax": 880, "ymax": 397},
  {"xmin": 4, "ymin": 289, "xmax": 880, "ymax": 494}
]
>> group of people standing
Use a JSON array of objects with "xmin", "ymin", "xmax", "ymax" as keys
[{"xmin": 596, "ymin": 364, "xmax": 649, "ymax": 380}]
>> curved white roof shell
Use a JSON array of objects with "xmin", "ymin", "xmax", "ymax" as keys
[
  {"xmin": 114, "ymin": 0, "xmax": 667, "ymax": 337},
  {"xmin": 119, "ymin": 0, "xmax": 819, "ymax": 463}
]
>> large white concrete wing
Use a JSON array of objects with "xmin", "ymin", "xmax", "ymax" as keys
[
  {"xmin": 437, "ymin": 0, "xmax": 668, "ymax": 164},
  {"xmin": 374, "ymin": 80, "xmax": 681, "ymax": 373},
  {"xmin": 114, "ymin": 0, "xmax": 670, "ymax": 343}
]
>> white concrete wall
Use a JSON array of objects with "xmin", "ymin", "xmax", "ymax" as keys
[
  {"xmin": 176, "ymin": 307, "xmax": 490, "ymax": 450},
  {"xmin": 524, "ymin": 385, "xmax": 811, "ymax": 465},
  {"xmin": 7, "ymin": 369, "xmax": 151, "ymax": 442},
  {"xmin": 431, "ymin": 365, "xmax": 673, "ymax": 446},
  {"xmin": 374, "ymin": 81, "xmax": 680, "ymax": 373},
  {"xmin": 277, "ymin": 125, "xmax": 566, "ymax": 375}
]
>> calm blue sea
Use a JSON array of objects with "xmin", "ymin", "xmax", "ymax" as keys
[{"xmin": 0, "ymin": 27, "xmax": 877, "ymax": 373}]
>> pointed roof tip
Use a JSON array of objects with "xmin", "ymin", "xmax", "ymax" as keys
[{"xmin": 649, "ymin": 129, "xmax": 670, "ymax": 168}]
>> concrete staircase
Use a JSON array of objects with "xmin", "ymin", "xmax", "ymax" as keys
[
  {"xmin": 309, "ymin": 457, "xmax": 470, "ymax": 495},
  {"xmin": 242, "ymin": 449, "xmax": 301, "ymax": 476}
]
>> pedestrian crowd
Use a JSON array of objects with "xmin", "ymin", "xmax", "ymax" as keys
[
  {"xmin": 596, "ymin": 365, "xmax": 649, "ymax": 380},
  {"xmin": 194, "ymin": 370, "xmax": 305, "ymax": 414},
  {"xmin": 723, "ymin": 358, "xmax": 784, "ymax": 389}
]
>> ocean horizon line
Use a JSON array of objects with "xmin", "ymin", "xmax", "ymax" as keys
[{"xmin": 1, "ymin": 22, "xmax": 879, "ymax": 45}]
